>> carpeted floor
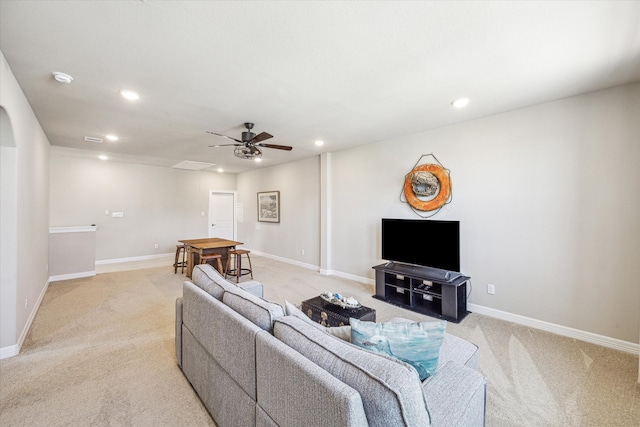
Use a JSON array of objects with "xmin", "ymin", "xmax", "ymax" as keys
[{"xmin": 1, "ymin": 255, "xmax": 638, "ymax": 426}]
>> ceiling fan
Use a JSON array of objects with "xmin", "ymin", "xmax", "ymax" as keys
[{"xmin": 207, "ymin": 123, "xmax": 293, "ymax": 160}]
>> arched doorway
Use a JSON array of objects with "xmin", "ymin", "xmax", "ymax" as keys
[{"xmin": 0, "ymin": 106, "xmax": 18, "ymax": 356}]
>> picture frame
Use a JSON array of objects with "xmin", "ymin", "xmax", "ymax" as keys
[{"xmin": 257, "ymin": 191, "xmax": 280, "ymax": 223}]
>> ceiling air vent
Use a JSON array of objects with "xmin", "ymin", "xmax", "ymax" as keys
[
  {"xmin": 172, "ymin": 161, "xmax": 217, "ymax": 171},
  {"xmin": 84, "ymin": 136, "xmax": 103, "ymax": 143}
]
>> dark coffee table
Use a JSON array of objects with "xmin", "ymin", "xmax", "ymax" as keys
[{"xmin": 301, "ymin": 296, "xmax": 376, "ymax": 327}]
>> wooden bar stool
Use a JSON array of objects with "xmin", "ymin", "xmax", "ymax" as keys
[
  {"xmin": 225, "ymin": 249, "xmax": 253, "ymax": 283},
  {"xmin": 174, "ymin": 244, "xmax": 187, "ymax": 274},
  {"xmin": 200, "ymin": 253, "xmax": 224, "ymax": 274}
]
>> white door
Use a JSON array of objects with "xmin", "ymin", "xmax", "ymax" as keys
[{"xmin": 209, "ymin": 191, "xmax": 235, "ymax": 240}]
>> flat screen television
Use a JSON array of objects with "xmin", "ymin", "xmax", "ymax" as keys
[{"xmin": 381, "ymin": 218, "xmax": 460, "ymax": 272}]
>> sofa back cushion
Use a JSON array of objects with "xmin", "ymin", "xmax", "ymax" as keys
[
  {"xmin": 273, "ymin": 316, "xmax": 431, "ymax": 427},
  {"xmin": 191, "ymin": 264, "xmax": 235, "ymax": 299},
  {"xmin": 223, "ymin": 286, "xmax": 284, "ymax": 332}
]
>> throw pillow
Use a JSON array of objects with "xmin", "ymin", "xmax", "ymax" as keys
[
  {"xmin": 350, "ymin": 318, "xmax": 446, "ymax": 380},
  {"xmin": 325, "ymin": 325, "xmax": 352, "ymax": 342},
  {"xmin": 284, "ymin": 300, "xmax": 320, "ymax": 326},
  {"xmin": 284, "ymin": 300, "xmax": 352, "ymax": 341}
]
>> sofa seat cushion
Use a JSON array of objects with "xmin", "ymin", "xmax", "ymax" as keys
[
  {"xmin": 439, "ymin": 333, "xmax": 479, "ymax": 370},
  {"xmin": 223, "ymin": 286, "xmax": 285, "ymax": 332},
  {"xmin": 273, "ymin": 316, "xmax": 431, "ymax": 427},
  {"xmin": 422, "ymin": 361, "xmax": 487, "ymax": 427}
]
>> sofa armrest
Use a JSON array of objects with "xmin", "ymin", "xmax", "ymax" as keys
[
  {"xmin": 239, "ymin": 280, "xmax": 264, "ymax": 298},
  {"xmin": 422, "ymin": 360, "xmax": 486, "ymax": 427},
  {"xmin": 175, "ymin": 297, "xmax": 183, "ymax": 367}
]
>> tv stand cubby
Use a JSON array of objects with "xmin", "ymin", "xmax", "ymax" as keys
[{"xmin": 372, "ymin": 263, "xmax": 470, "ymax": 323}]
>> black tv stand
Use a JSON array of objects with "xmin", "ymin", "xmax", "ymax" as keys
[{"xmin": 372, "ymin": 263, "xmax": 471, "ymax": 323}]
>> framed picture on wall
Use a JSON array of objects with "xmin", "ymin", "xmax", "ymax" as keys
[{"xmin": 257, "ymin": 191, "xmax": 280, "ymax": 223}]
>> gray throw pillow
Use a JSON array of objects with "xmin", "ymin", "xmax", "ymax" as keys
[{"xmin": 350, "ymin": 318, "xmax": 446, "ymax": 380}]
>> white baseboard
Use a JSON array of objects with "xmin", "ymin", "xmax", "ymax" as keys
[
  {"xmin": 323, "ymin": 269, "xmax": 374, "ymax": 286},
  {"xmin": 49, "ymin": 270, "xmax": 95, "ymax": 282},
  {"xmin": 259, "ymin": 251, "xmax": 638, "ymax": 356},
  {"xmin": 0, "ymin": 344, "xmax": 18, "ymax": 359},
  {"xmin": 468, "ymin": 303, "xmax": 639, "ymax": 355},
  {"xmin": 1, "ymin": 279, "xmax": 50, "ymax": 360},
  {"xmin": 246, "ymin": 249, "xmax": 319, "ymax": 271},
  {"xmin": 95, "ymin": 252, "xmax": 173, "ymax": 265}
]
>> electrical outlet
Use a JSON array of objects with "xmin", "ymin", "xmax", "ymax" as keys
[
  {"xmin": 154, "ymin": 243, "xmax": 159, "ymax": 249},
  {"xmin": 25, "ymin": 297, "xmax": 28, "ymax": 309},
  {"xmin": 487, "ymin": 284, "xmax": 496, "ymax": 295},
  {"xmin": 301, "ymin": 249, "xmax": 305, "ymax": 255}
]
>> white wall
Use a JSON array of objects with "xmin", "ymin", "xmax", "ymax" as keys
[
  {"xmin": 0, "ymin": 52, "xmax": 50, "ymax": 356},
  {"xmin": 49, "ymin": 153, "xmax": 237, "ymax": 261},
  {"xmin": 329, "ymin": 83, "xmax": 640, "ymax": 344},
  {"xmin": 231, "ymin": 83, "xmax": 638, "ymax": 345},
  {"xmin": 237, "ymin": 156, "xmax": 320, "ymax": 267}
]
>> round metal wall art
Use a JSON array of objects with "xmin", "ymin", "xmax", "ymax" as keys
[{"xmin": 400, "ymin": 154, "xmax": 452, "ymax": 217}]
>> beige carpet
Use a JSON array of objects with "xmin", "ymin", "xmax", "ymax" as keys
[{"xmin": 1, "ymin": 255, "xmax": 638, "ymax": 426}]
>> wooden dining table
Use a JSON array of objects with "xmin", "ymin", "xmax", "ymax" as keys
[{"xmin": 179, "ymin": 237, "xmax": 242, "ymax": 278}]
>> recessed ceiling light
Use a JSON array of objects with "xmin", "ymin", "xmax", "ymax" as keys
[
  {"xmin": 120, "ymin": 89, "xmax": 140, "ymax": 101},
  {"xmin": 105, "ymin": 134, "xmax": 119, "ymax": 141},
  {"xmin": 98, "ymin": 155, "xmax": 109, "ymax": 161},
  {"xmin": 315, "ymin": 140, "xmax": 324, "ymax": 146},
  {"xmin": 254, "ymin": 158, "xmax": 262, "ymax": 162},
  {"xmin": 451, "ymin": 98, "xmax": 470, "ymax": 108},
  {"xmin": 217, "ymin": 168, "xmax": 224, "ymax": 173},
  {"xmin": 52, "ymin": 72, "xmax": 73, "ymax": 84}
]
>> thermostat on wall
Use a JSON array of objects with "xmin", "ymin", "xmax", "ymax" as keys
[{"xmin": 111, "ymin": 212, "xmax": 124, "ymax": 218}]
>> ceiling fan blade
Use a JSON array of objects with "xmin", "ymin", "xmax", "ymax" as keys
[
  {"xmin": 257, "ymin": 143, "xmax": 293, "ymax": 151},
  {"xmin": 206, "ymin": 131, "xmax": 242, "ymax": 143},
  {"xmin": 251, "ymin": 132, "xmax": 273, "ymax": 143},
  {"xmin": 208, "ymin": 143, "xmax": 241, "ymax": 147}
]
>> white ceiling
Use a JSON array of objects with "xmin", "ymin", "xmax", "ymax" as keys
[{"xmin": 1, "ymin": 1, "xmax": 639, "ymax": 174}]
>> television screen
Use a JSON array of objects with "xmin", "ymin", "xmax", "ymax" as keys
[{"xmin": 382, "ymin": 218, "xmax": 460, "ymax": 272}]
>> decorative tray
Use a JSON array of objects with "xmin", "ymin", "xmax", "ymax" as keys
[{"xmin": 320, "ymin": 292, "xmax": 361, "ymax": 309}]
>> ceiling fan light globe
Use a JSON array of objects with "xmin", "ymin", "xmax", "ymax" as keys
[{"xmin": 234, "ymin": 145, "xmax": 262, "ymax": 160}]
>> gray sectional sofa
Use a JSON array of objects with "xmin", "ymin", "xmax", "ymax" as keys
[{"xmin": 175, "ymin": 264, "xmax": 486, "ymax": 427}]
